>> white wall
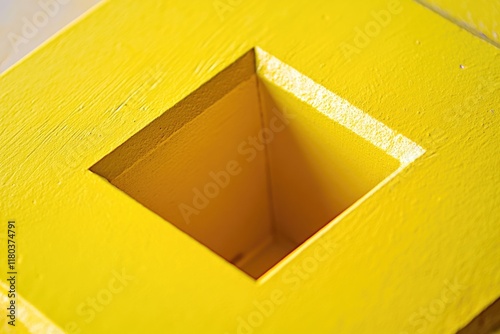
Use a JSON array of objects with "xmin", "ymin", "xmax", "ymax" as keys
[{"xmin": 0, "ymin": 0, "xmax": 101, "ymax": 73}]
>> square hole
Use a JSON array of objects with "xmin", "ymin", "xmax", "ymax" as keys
[{"xmin": 91, "ymin": 48, "xmax": 424, "ymax": 279}]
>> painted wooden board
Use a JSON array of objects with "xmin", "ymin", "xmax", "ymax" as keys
[{"xmin": 0, "ymin": 0, "xmax": 499, "ymax": 333}]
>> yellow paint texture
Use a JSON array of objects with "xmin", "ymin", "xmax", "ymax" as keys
[{"xmin": 0, "ymin": 0, "xmax": 499, "ymax": 333}]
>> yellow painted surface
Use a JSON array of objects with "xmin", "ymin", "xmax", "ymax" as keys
[
  {"xmin": 417, "ymin": 0, "xmax": 500, "ymax": 47},
  {"xmin": 0, "ymin": 0, "xmax": 499, "ymax": 333}
]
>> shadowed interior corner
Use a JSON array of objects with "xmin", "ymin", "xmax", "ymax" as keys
[{"xmin": 456, "ymin": 297, "xmax": 500, "ymax": 334}]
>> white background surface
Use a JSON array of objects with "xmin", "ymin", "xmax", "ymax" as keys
[{"xmin": 0, "ymin": 0, "xmax": 101, "ymax": 73}]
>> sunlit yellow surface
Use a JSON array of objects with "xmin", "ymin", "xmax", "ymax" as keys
[{"xmin": 0, "ymin": 0, "xmax": 499, "ymax": 333}]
